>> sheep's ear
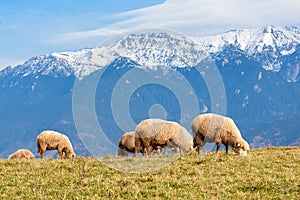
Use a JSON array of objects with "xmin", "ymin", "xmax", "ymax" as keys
[{"xmin": 236, "ymin": 142, "xmax": 241, "ymax": 148}]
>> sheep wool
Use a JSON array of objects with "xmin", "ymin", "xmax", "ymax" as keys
[
  {"xmin": 36, "ymin": 130, "xmax": 75, "ymax": 159},
  {"xmin": 118, "ymin": 131, "xmax": 136, "ymax": 156},
  {"xmin": 8, "ymin": 149, "xmax": 35, "ymax": 160},
  {"xmin": 135, "ymin": 118, "xmax": 193, "ymax": 156},
  {"xmin": 191, "ymin": 113, "xmax": 250, "ymax": 156}
]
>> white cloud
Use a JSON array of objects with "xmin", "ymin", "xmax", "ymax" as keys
[
  {"xmin": 48, "ymin": 0, "xmax": 300, "ymax": 43},
  {"xmin": 0, "ymin": 22, "xmax": 15, "ymax": 31},
  {"xmin": 46, "ymin": 27, "xmax": 126, "ymax": 44}
]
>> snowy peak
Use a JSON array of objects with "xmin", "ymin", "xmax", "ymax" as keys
[
  {"xmin": 2, "ymin": 25, "xmax": 300, "ymax": 79},
  {"xmin": 106, "ymin": 32, "xmax": 207, "ymax": 68},
  {"xmin": 197, "ymin": 26, "xmax": 300, "ymax": 71},
  {"xmin": 50, "ymin": 47, "xmax": 115, "ymax": 78},
  {"xmin": 36, "ymin": 32, "xmax": 208, "ymax": 78},
  {"xmin": 6, "ymin": 54, "xmax": 74, "ymax": 78},
  {"xmin": 247, "ymin": 26, "xmax": 300, "ymax": 55},
  {"xmin": 200, "ymin": 26, "xmax": 300, "ymax": 52}
]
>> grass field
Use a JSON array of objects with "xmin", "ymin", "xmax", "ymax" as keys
[{"xmin": 0, "ymin": 147, "xmax": 299, "ymax": 199}]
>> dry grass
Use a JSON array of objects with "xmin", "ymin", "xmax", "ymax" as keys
[{"xmin": 0, "ymin": 146, "xmax": 299, "ymax": 199}]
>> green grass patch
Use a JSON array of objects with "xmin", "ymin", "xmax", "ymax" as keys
[{"xmin": 0, "ymin": 147, "xmax": 299, "ymax": 199}]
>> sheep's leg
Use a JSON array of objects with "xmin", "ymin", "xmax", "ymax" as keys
[
  {"xmin": 143, "ymin": 147, "xmax": 149, "ymax": 157},
  {"xmin": 164, "ymin": 146, "xmax": 168, "ymax": 155},
  {"xmin": 142, "ymin": 140, "xmax": 151, "ymax": 157},
  {"xmin": 171, "ymin": 147, "xmax": 176, "ymax": 154},
  {"xmin": 118, "ymin": 148, "xmax": 127, "ymax": 157},
  {"xmin": 176, "ymin": 147, "xmax": 181, "ymax": 155},
  {"xmin": 216, "ymin": 142, "xmax": 221, "ymax": 154},
  {"xmin": 39, "ymin": 146, "xmax": 46, "ymax": 159},
  {"xmin": 117, "ymin": 148, "xmax": 122, "ymax": 156},
  {"xmin": 147, "ymin": 146, "xmax": 153, "ymax": 156},
  {"xmin": 134, "ymin": 138, "xmax": 141, "ymax": 157},
  {"xmin": 172, "ymin": 147, "xmax": 179, "ymax": 154},
  {"xmin": 155, "ymin": 146, "xmax": 162, "ymax": 156},
  {"xmin": 57, "ymin": 146, "xmax": 64, "ymax": 159},
  {"xmin": 39, "ymin": 150, "xmax": 45, "ymax": 159},
  {"xmin": 225, "ymin": 145, "xmax": 229, "ymax": 155},
  {"xmin": 134, "ymin": 147, "xmax": 140, "ymax": 157}
]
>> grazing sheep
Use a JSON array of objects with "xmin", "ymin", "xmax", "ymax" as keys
[
  {"xmin": 191, "ymin": 113, "xmax": 250, "ymax": 156},
  {"xmin": 134, "ymin": 118, "xmax": 193, "ymax": 156},
  {"xmin": 118, "ymin": 131, "xmax": 156, "ymax": 156},
  {"xmin": 7, "ymin": 149, "xmax": 35, "ymax": 160},
  {"xmin": 36, "ymin": 130, "xmax": 76, "ymax": 159},
  {"xmin": 118, "ymin": 131, "xmax": 137, "ymax": 156}
]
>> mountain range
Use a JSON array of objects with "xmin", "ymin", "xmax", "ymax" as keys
[{"xmin": 0, "ymin": 25, "xmax": 299, "ymax": 158}]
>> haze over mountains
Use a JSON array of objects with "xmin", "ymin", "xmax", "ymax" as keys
[{"xmin": 0, "ymin": 26, "xmax": 299, "ymax": 157}]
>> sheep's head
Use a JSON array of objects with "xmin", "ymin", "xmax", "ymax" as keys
[
  {"xmin": 233, "ymin": 140, "xmax": 250, "ymax": 156},
  {"xmin": 64, "ymin": 152, "xmax": 76, "ymax": 159},
  {"xmin": 63, "ymin": 148, "xmax": 76, "ymax": 159}
]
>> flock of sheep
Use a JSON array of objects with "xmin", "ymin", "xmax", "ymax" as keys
[{"xmin": 7, "ymin": 113, "xmax": 250, "ymax": 160}]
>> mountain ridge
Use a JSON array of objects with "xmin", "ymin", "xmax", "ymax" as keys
[{"xmin": 2, "ymin": 25, "xmax": 299, "ymax": 81}]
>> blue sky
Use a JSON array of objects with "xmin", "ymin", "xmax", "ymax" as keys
[{"xmin": 1, "ymin": 0, "xmax": 299, "ymax": 68}]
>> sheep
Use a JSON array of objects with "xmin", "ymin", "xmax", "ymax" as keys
[
  {"xmin": 118, "ymin": 131, "xmax": 137, "ymax": 156},
  {"xmin": 191, "ymin": 113, "xmax": 250, "ymax": 156},
  {"xmin": 7, "ymin": 149, "xmax": 35, "ymax": 160},
  {"xmin": 134, "ymin": 118, "xmax": 193, "ymax": 156},
  {"xmin": 36, "ymin": 130, "xmax": 76, "ymax": 159},
  {"xmin": 118, "ymin": 131, "xmax": 157, "ymax": 156}
]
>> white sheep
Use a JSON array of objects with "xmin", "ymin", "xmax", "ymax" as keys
[
  {"xmin": 7, "ymin": 149, "xmax": 35, "ymax": 160},
  {"xmin": 36, "ymin": 130, "xmax": 76, "ymax": 159},
  {"xmin": 191, "ymin": 113, "xmax": 250, "ymax": 156},
  {"xmin": 134, "ymin": 118, "xmax": 193, "ymax": 156}
]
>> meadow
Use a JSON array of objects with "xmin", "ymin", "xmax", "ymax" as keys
[{"xmin": 0, "ymin": 147, "xmax": 299, "ymax": 199}]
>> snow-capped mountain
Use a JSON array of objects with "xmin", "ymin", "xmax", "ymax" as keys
[
  {"xmin": 4, "ymin": 25, "xmax": 300, "ymax": 80},
  {"xmin": 0, "ymin": 25, "xmax": 299, "ymax": 158},
  {"xmin": 198, "ymin": 26, "xmax": 300, "ymax": 72}
]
